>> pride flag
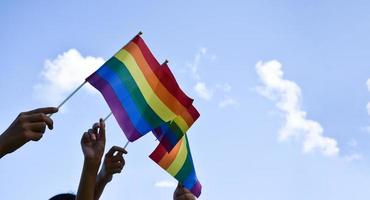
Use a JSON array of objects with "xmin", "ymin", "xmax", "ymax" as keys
[
  {"xmin": 86, "ymin": 34, "xmax": 199, "ymax": 143},
  {"xmin": 153, "ymin": 62, "xmax": 200, "ymax": 151},
  {"xmin": 150, "ymin": 135, "xmax": 202, "ymax": 197}
]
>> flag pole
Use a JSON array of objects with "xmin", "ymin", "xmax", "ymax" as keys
[
  {"xmin": 48, "ymin": 81, "xmax": 87, "ymax": 117},
  {"xmin": 103, "ymin": 111, "xmax": 130, "ymax": 149},
  {"xmin": 49, "ymin": 31, "xmax": 142, "ymax": 118}
]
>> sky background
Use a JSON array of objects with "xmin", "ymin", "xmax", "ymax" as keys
[{"xmin": 1, "ymin": 0, "xmax": 370, "ymax": 199}]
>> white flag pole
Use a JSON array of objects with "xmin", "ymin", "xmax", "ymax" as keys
[{"xmin": 47, "ymin": 81, "xmax": 87, "ymax": 117}]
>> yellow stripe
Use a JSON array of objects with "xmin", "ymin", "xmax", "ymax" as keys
[
  {"xmin": 115, "ymin": 49, "xmax": 176, "ymax": 122},
  {"xmin": 174, "ymin": 116, "xmax": 189, "ymax": 133},
  {"xmin": 167, "ymin": 137, "xmax": 188, "ymax": 176}
]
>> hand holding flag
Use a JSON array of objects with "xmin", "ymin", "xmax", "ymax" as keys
[{"xmin": 0, "ymin": 107, "xmax": 58, "ymax": 158}]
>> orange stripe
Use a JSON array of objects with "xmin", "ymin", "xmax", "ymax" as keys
[
  {"xmin": 158, "ymin": 139, "xmax": 183, "ymax": 169},
  {"xmin": 124, "ymin": 42, "xmax": 195, "ymax": 126}
]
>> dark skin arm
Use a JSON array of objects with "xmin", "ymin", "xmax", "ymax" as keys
[
  {"xmin": 76, "ymin": 119, "xmax": 106, "ymax": 200},
  {"xmin": 0, "ymin": 107, "xmax": 58, "ymax": 158},
  {"xmin": 94, "ymin": 146, "xmax": 127, "ymax": 200},
  {"xmin": 173, "ymin": 183, "xmax": 196, "ymax": 200}
]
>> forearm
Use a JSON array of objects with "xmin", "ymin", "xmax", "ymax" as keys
[
  {"xmin": 94, "ymin": 174, "xmax": 109, "ymax": 200},
  {"xmin": 76, "ymin": 160, "xmax": 101, "ymax": 200}
]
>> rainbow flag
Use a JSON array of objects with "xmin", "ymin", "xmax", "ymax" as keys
[
  {"xmin": 153, "ymin": 62, "xmax": 200, "ymax": 151},
  {"xmin": 150, "ymin": 135, "xmax": 202, "ymax": 197},
  {"xmin": 86, "ymin": 34, "xmax": 200, "ymax": 143}
]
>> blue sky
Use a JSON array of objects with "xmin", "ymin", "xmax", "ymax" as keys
[{"xmin": 1, "ymin": 0, "xmax": 370, "ymax": 199}]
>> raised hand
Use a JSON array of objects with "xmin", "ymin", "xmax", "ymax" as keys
[
  {"xmin": 77, "ymin": 119, "xmax": 106, "ymax": 200},
  {"xmin": 81, "ymin": 119, "xmax": 106, "ymax": 167},
  {"xmin": 94, "ymin": 146, "xmax": 127, "ymax": 200},
  {"xmin": 0, "ymin": 107, "xmax": 58, "ymax": 158},
  {"xmin": 98, "ymin": 146, "xmax": 127, "ymax": 183}
]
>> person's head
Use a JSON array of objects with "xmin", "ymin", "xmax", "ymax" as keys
[
  {"xmin": 173, "ymin": 184, "xmax": 196, "ymax": 200},
  {"xmin": 49, "ymin": 193, "xmax": 76, "ymax": 200}
]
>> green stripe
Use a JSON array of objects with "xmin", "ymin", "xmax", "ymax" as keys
[
  {"xmin": 174, "ymin": 141, "xmax": 194, "ymax": 182},
  {"xmin": 169, "ymin": 120, "xmax": 185, "ymax": 139},
  {"xmin": 105, "ymin": 57, "xmax": 165, "ymax": 128}
]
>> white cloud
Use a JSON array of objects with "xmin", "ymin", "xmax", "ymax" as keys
[
  {"xmin": 344, "ymin": 153, "xmax": 362, "ymax": 162},
  {"xmin": 187, "ymin": 47, "xmax": 207, "ymax": 81},
  {"xmin": 216, "ymin": 83, "xmax": 232, "ymax": 92},
  {"xmin": 186, "ymin": 47, "xmax": 215, "ymax": 101},
  {"xmin": 218, "ymin": 96, "xmax": 237, "ymax": 108},
  {"xmin": 194, "ymin": 82, "xmax": 213, "ymax": 101},
  {"xmin": 154, "ymin": 180, "xmax": 177, "ymax": 188},
  {"xmin": 256, "ymin": 60, "xmax": 339, "ymax": 157},
  {"xmin": 187, "ymin": 47, "xmax": 229, "ymax": 104},
  {"xmin": 362, "ymin": 126, "xmax": 370, "ymax": 133},
  {"xmin": 34, "ymin": 49, "xmax": 105, "ymax": 105}
]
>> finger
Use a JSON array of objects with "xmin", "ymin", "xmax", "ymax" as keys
[
  {"xmin": 89, "ymin": 132, "xmax": 97, "ymax": 141},
  {"xmin": 27, "ymin": 122, "xmax": 47, "ymax": 133},
  {"xmin": 27, "ymin": 131, "xmax": 44, "ymax": 141},
  {"xmin": 111, "ymin": 162, "xmax": 124, "ymax": 169},
  {"xmin": 24, "ymin": 113, "xmax": 54, "ymax": 130},
  {"xmin": 81, "ymin": 132, "xmax": 90, "ymax": 144},
  {"xmin": 106, "ymin": 146, "xmax": 127, "ymax": 157},
  {"xmin": 111, "ymin": 168, "xmax": 123, "ymax": 174},
  {"xmin": 98, "ymin": 118, "xmax": 105, "ymax": 141},
  {"xmin": 112, "ymin": 156, "xmax": 124, "ymax": 164},
  {"xmin": 24, "ymin": 107, "xmax": 58, "ymax": 115},
  {"xmin": 88, "ymin": 128, "xmax": 98, "ymax": 142},
  {"xmin": 92, "ymin": 123, "xmax": 100, "ymax": 133}
]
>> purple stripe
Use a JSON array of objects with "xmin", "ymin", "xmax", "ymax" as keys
[
  {"xmin": 190, "ymin": 181, "xmax": 202, "ymax": 198},
  {"xmin": 86, "ymin": 73, "xmax": 141, "ymax": 141}
]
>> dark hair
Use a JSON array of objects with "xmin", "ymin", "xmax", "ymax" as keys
[{"xmin": 49, "ymin": 193, "xmax": 76, "ymax": 200}]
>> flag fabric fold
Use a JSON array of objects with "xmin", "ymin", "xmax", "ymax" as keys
[
  {"xmin": 152, "ymin": 62, "xmax": 200, "ymax": 151},
  {"xmin": 150, "ymin": 135, "xmax": 202, "ymax": 197}
]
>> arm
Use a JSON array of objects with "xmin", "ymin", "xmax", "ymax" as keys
[
  {"xmin": 0, "ymin": 107, "xmax": 58, "ymax": 158},
  {"xmin": 76, "ymin": 119, "xmax": 106, "ymax": 200},
  {"xmin": 94, "ymin": 146, "xmax": 127, "ymax": 200}
]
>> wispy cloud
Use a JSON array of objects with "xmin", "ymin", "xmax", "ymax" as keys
[
  {"xmin": 187, "ymin": 47, "xmax": 207, "ymax": 81},
  {"xmin": 256, "ymin": 60, "xmax": 339, "ymax": 157},
  {"xmin": 217, "ymin": 83, "xmax": 237, "ymax": 108},
  {"xmin": 344, "ymin": 153, "xmax": 362, "ymax": 162},
  {"xmin": 344, "ymin": 139, "xmax": 362, "ymax": 162},
  {"xmin": 194, "ymin": 82, "xmax": 213, "ymax": 101},
  {"xmin": 154, "ymin": 180, "xmax": 177, "ymax": 188},
  {"xmin": 216, "ymin": 83, "xmax": 232, "ymax": 92},
  {"xmin": 218, "ymin": 96, "xmax": 237, "ymax": 108},
  {"xmin": 187, "ymin": 48, "xmax": 237, "ymax": 107},
  {"xmin": 187, "ymin": 47, "xmax": 214, "ymax": 101},
  {"xmin": 33, "ymin": 49, "xmax": 104, "ymax": 105}
]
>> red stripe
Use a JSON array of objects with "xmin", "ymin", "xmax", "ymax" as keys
[
  {"xmin": 161, "ymin": 63, "xmax": 194, "ymax": 107},
  {"xmin": 132, "ymin": 36, "xmax": 194, "ymax": 108},
  {"xmin": 187, "ymin": 105, "xmax": 200, "ymax": 123},
  {"xmin": 149, "ymin": 142, "xmax": 167, "ymax": 163}
]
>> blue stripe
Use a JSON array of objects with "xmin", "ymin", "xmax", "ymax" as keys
[
  {"xmin": 97, "ymin": 64, "xmax": 153, "ymax": 134},
  {"xmin": 160, "ymin": 123, "xmax": 179, "ymax": 146},
  {"xmin": 182, "ymin": 170, "xmax": 198, "ymax": 189}
]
